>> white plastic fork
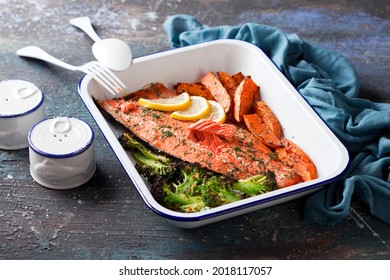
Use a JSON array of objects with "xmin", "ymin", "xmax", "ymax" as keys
[{"xmin": 16, "ymin": 46, "xmax": 126, "ymax": 96}]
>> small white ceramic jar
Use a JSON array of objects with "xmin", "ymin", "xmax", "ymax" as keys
[
  {"xmin": 28, "ymin": 117, "xmax": 96, "ymax": 190},
  {"xmin": 0, "ymin": 80, "xmax": 45, "ymax": 150}
]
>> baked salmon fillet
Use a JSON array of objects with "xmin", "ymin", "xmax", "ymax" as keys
[{"xmin": 97, "ymin": 83, "xmax": 302, "ymax": 188}]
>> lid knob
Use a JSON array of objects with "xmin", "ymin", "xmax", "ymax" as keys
[
  {"xmin": 49, "ymin": 117, "xmax": 72, "ymax": 134},
  {"xmin": 12, "ymin": 85, "xmax": 39, "ymax": 99}
]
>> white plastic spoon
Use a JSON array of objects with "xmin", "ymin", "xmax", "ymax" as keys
[{"xmin": 69, "ymin": 16, "xmax": 132, "ymax": 71}]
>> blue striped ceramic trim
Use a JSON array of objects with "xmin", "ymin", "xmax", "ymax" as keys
[{"xmin": 0, "ymin": 92, "xmax": 44, "ymax": 118}]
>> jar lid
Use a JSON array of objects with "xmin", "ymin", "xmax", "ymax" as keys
[
  {"xmin": 28, "ymin": 117, "xmax": 94, "ymax": 158},
  {"xmin": 0, "ymin": 80, "xmax": 44, "ymax": 118}
]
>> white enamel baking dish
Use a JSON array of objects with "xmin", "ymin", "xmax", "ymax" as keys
[{"xmin": 78, "ymin": 39, "xmax": 349, "ymax": 228}]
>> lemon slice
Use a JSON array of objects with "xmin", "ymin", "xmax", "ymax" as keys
[
  {"xmin": 205, "ymin": 100, "xmax": 226, "ymax": 123},
  {"xmin": 138, "ymin": 92, "xmax": 191, "ymax": 111},
  {"xmin": 171, "ymin": 96, "xmax": 211, "ymax": 121}
]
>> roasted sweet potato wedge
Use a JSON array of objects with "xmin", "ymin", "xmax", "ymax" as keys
[
  {"xmin": 276, "ymin": 139, "xmax": 317, "ymax": 182},
  {"xmin": 174, "ymin": 82, "xmax": 215, "ymax": 101},
  {"xmin": 233, "ymin": 76, "xmax": 258, "ymax": 122},
  {"xmin": 217, "ymin": 71, "xmax": 237, "ymax": 98},
  {"xmin": 253, "ymin": 101, "xmax": 283, "ymax": 138},
  {"xmin": 231, "ymin": 71, "xmax": 245, "ymax": 85},
  {"xmin": 243, "ymin": 114, "xmax": 283, "ymax": 148},
  {"xmin": 201, "ymin": 72, "xmax": 232, "ymax": 113}
]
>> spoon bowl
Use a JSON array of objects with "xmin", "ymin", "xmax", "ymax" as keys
[
  {"xmin": 70, "ymin": 17, "xmax": 132, "ymax": 71},
  {"xmin": 92, "ymin": 38, "xmax": 131, "ymax": 72}
]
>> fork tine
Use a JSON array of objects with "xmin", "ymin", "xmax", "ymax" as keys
[
  {"xmin": 84, "ymin": 67, "xmax": 117, "ymax": 96},
  {"xmin": 97, "ymin": 63, "xmax": 126, "ymax": 88},
  {"xmin": 89, "ymin": 65, "xmax": 119, "ymax": 93},
  {"xmin": 88, "ymin": 62, "xmax": 126, "ymax": 94}
]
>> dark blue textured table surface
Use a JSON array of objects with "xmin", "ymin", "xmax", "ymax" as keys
[{"xmin": 0, "ymin": 0, "xmax": 389, "ymax": 260}]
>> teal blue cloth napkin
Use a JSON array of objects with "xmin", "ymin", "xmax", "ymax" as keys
[{"xmin": 163, "ymin": 14, "xmax": 390, "ymax": 225}]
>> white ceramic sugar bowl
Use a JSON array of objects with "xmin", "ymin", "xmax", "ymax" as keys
[
  {"xmin": 28, "ymin": 117, "xmax": 96, "ymax": 190},
  {"xmin": 0, "ymin": 80, "xmax": 45, "ymax": 150}
]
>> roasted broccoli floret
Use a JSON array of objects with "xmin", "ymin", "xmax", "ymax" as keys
[
  {"xmin": 162, "ymin": 164, "xmax": 207, "ymax": 212},
  {"xmin": 163, "ymin": 185, "xmax": 206, "ymax": 213},
  {"xmin": 119, "ymin": 132, "xmax": 278, "ymax": 213},
  {"xmin": 132, "ymin": 151, "xmax": 173, "ymax": 176},
  {"xmin": 162, "ymin": 169, "xmax": 277, "ymax": 212},
  {"xmin": 120, "ymin": 132, "xmax": 170, "ymax": 163},
  {"xmin": 162, "ymin": 164, "xmax": 241, "ymax": 212},
  {"xmin": 119, "ymin": 132, "xmax": 178, "ymax": 181},
  {"xmin": 233, "ymin": 172, "xmax": 277, "ymax": 196},
  {"xmin": 201, "ymin": 175, "xmax": 240, "ymax": 208}
]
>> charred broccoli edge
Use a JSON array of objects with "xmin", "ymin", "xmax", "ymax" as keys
[{"xmin": 120, "ymin": 132, "xmax": 277, "ymax": 213}]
